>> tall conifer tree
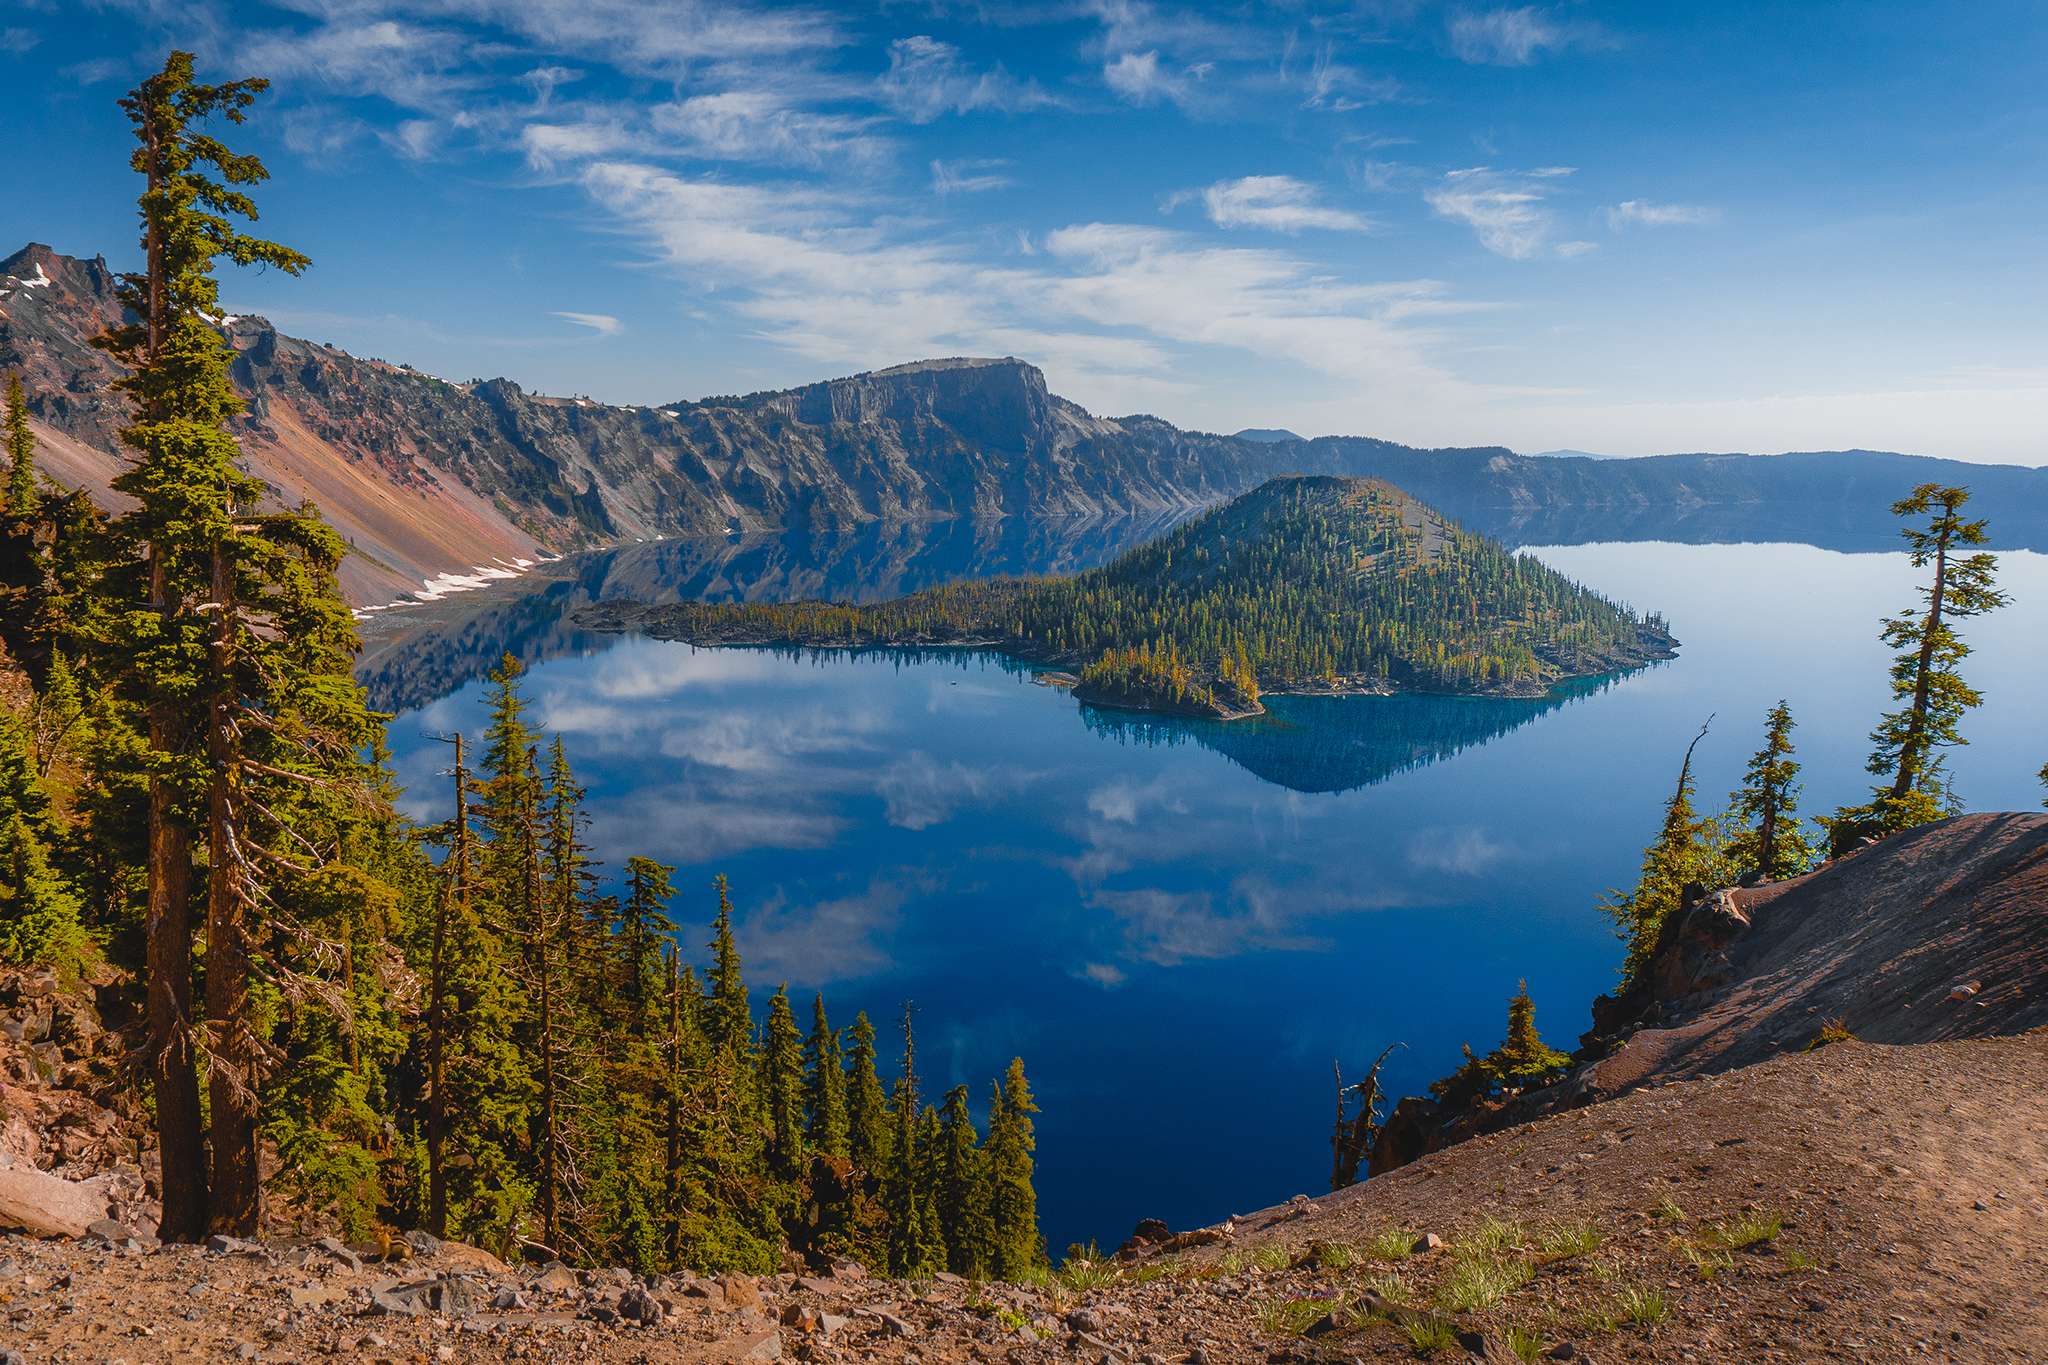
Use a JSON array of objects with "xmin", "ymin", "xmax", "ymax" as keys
[
  {"xmin": 1827, "ymin": 484, "xmax": 2006, "ymax": 850},
  {"xmin": 983, "ymin": 1058, "xmax": 1040, "ymax": 1279},
  {"xmin": 1728, "ymin": 701, "xmax": 1810, "ymax": 880},
  {"xmin": 89, "ymin": 51, "xmax": 386, "ymax": 1240},
  {"xmin": 3, "ymin": 373, "xmax": 35, "ymax": 515},
  {"xmin": 803, "ymin": 994, "xmax": 848, "ymax": 1158},
  {"xmin": 844, "ymin": 1010, "xmax": 892, "ymax": 1174}
]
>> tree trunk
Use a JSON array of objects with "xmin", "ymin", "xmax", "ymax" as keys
[
  {"xmin": 146, "ymin": 747, "xmax": 204, "ymax": 1241},
  {"xmin": 1891, "ymin": 523, "xmax": 1953, "ymax": 801},
  {"xmin": 530, "ymin": 790, "xmax": 558, "ymax": 1253},
  {"xmin": 663, "ymin": 950, "xmax": 681, "ymax": 1267},
  {"xmin": 137, "ymin": 109, "xmax": 209, "ymax": 1246},
  {"xmin": 427, "ymin": 734, "xmax": 465, "ymax": 1239},
  {"xmin": 205, "ymin": 544, "xmax": 258, "ymax": 1235}
]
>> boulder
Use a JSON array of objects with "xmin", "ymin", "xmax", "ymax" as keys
[
  {"xmin": 717, "ymin": 1272, "xmax": 761, "ymax": 1309},
  {"xmin": 370, "ymin": 1276, "xmax": 479, "ymax": 1319},
  {"xmin": 536, "ymin": 1263, "xmax": 579, "ymax": 1294},
  {"xmin": 0, "ymin": 1164, "xmax": 111, "ymax": 1239}
]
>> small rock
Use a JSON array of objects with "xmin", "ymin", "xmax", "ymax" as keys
[
  {"xmin": 619, "ymin": 1286, "xmax": 663, "ymax": 1326},
  {"xmin": 880, "ymin": 1313, "xmax": 920, "ymax": 1338},
  {"xmin": 740, "ymin": 1328, "xmax": 783, "ymax": 1361},
  {"xmin": 1412, "ymin": 1233, "xmax": 1446, "ymax": 1253},
  {"xmin": 683, "ymin": 1280, "xmax": 726, "ymax": 1305},
  {"xmin": 87, "ymin": 1218, "xmax": 134, "ymax": 1243},
  {"xmin": 827, "ymin": 1259, "xmax": 866, "ymax": 1281},
  {"xmin": 1972, "ymin": 1201, "xmax": 1988, "ymax": 1211},
  {"xmin": 781, "ymin": 1305, "xmax": 825, "ymax": 1334},
  {"xmin": 492, "ymin": 1289, "xmax": 529, "ymax": 1311},
  {"xmin": 1068, "ymin": 1311, "xmax": 1105, "ymax": 1334},
  {"xmin": 1302, "ymin": 1313, "xmax": 1341, "ymax": 1339},
  {"xmin": 718, "ymin": 1272, "xmax": 762, "ymax": 1309},
  {"xmin": 932, "ymin": 1271, "xmax": 964, "ymax": 1285},
  {"xmin": 587, "ymin": 1307, "xmax": 619, "ymax": 1326},
  {"xmin": 1131, "ymin": 1219, "xmax": 1170, "ymax": 1244},
  {"xmin": 820, "ymin": 1314, "xmax": 849, "ymax": 1336},
  {"xmin": 234, "ymin": 1345, "xmax": 261, "ymax": 1361},
  {"xmin": 434, "ymin": 1348, "xmax": 455, "ymax": 1363},
  {"xmin": 537, "ymin": 1263, "xmax": 579, "ymax": 1295},
  {"xmin": 1545, "ymin": 1345, "xmax": 1577, "ymax": 1361},
  {"xmin": 1, "ymin": 1353, "xmax": 24, "ymax": 1365}
]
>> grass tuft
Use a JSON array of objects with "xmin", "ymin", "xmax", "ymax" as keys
[
  {"xmin": 1359, "ymin": 1226, "xmax": 1414, "ymax": 1261},
  {"xmin": 1702, "ymin": 1209, "xmax": 1783, "ymax": 1250},
  {"xmin": 1460, "ymin": 1218, "xmax": 1529, "ymax": 1255},
  {"xmin": 1434, "ymin": 1253, "xmax": 1532, "ymax": 1312},
  {"xmin": 1400, "ymin": 1318, "xmax": 1459, "ymax": 1354},
  {"xmin": 1651, "ymin": 1195, "xmax": 1686, "ymax": 1225},
  {"xmin": 1682, "ymin": 1244, "xmax": 1734, "ymax": 1280},
  {"xmin": 1576, "ymin": 1303, "xmax": 1621, "ymax": 1335},
  {"xmin": 1614, "ymin": 1283, "xmax": 1669, "ymax": 1325},
  {"xmin": 1312, "ymin": 1240, "xmax": 1356, "ymax": 1270},
  {"xmin": 1505, "ymin": 1325, "xmax": 1547, "ymax": 1362},
  {"xmin": 1251, "ymin": 1243, "xmax": 1291, "ymax": 1271},
  {"xmin": 1780, "ymin": 1247, "xmax": 1815, "ymax": 1271},
  {"xmin": 1357, "ymin": 1271, "xmax": 1411, "ymax": 1306},
  {"xmin": 1534, "ymin": 1221, "xmax": 1601, "ymax": 1261},
  {"xmin": 1257, "ymin": 1297, "xmax": 1337, "ymax": 1337}
]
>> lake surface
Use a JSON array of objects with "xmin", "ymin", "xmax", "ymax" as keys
[{"xmin": 378, "ymin": 534, "xmax": 2048, "ymax": 1258}]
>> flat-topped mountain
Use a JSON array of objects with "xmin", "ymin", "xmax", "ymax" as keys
[
  {"xmin": 577, "ymin": 475, "xmax": 1676, "ymax": 718},
  {"xmin": 8, "ymin": 240, "xmax": 2048, "ymax": 608}
]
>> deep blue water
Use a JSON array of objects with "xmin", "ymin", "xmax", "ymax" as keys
[{"xmin": 382, "ymin": 540, "xmax": 2048, "ymax": 1258}]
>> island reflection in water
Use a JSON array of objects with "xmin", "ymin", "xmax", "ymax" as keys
[{"xmin": 1079, "ymin": 677, "xmax": 1625, "ymax": 794}]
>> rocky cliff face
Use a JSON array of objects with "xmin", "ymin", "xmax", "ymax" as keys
[
  {"xmin": 11, "ymin": 240, "xmax": 2048, "ymax": 609},
  {"xmin": 1369, "ymin": 811, "xmax": 2048, "ymax": 1174}
]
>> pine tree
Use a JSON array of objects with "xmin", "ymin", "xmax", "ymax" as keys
[
  {"xmin": 619, "ymin": 856, "xmax": 677, "ymax": 1033},
  {"xmin": 983, "ymin": 1058, "xmax": 1040, "ymax": 1279},
  {"xmin": 1493, "ymin": 980, "xmax": 1572, "ymax": 1083},
  {"xmin": 845, "ymin": 1010, "xmax": 892, "ymax": 1174},
  {"xmin": 759, "ymin": 986, "xmax": 807, "ymax": 1181},
  {"xmin": 3, "ymin": 373, "xmax": 36, "ymax": 515},
  {"xmin": 1727, "ymin": 700, "xmax": 1812, "ymax": 881},
  {"xmin": 705, "ymin": 875, "xmax": 750, "ymax": 1056},
  {"xmin": 1600, "ymin": 720, "xmax": 1733, "ymax": 984},
  {"xmin": 936, "ymin": 1084, "xmax": 992, "ymax": 1275},
  {"xmin": 883, "ymin": 1004, "xmax": 942, "ymax": 1277},
  {"xmin": 804, "ymin": 994, "xmax": 848, "ymax": 1158},
  {"xmin": 1825, "ymin": 485, "xmax": 2007, "ymax": 852},
  {"xmin": 86, "ymin": 51, "xmax": 388, "ymax": 1240}
]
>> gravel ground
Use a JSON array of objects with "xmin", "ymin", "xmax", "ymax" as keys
[{"xmin": 2, "ymin": 1034, "xmax": 2041, "ymax": 1365}]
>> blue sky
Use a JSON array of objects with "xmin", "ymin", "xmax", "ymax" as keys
[{"xmin": 5, "ymin": 1, "xmax": 2047, "ymax": 461}]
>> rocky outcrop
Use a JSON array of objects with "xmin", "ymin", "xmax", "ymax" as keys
[
  {"xmin": 0, "ymin": 964, "xmax": 159, "ymax": 1238},
  {"xmin": 1367, "ymin": 811, "xmax": 2048, "ymax": 1174}
]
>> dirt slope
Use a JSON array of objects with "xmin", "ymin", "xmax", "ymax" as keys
[{"xmin": 1, "ymin": 1035, "xmax": 2039, "ymax": 1365}]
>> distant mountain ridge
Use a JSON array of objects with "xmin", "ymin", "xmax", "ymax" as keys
[{"xmin": 7, "ymin": 240, "xmax": 2047, "ymax": 606}]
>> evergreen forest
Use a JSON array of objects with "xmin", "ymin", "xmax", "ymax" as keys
[
  {"xmin": 611, "ymin": 475, "xmax": 1674, "ymax": 712},
  {"xmin": 0, "ymin": 54, "xmax": 1042, "ymax": 1275}
]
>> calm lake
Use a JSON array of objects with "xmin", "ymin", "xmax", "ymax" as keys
[{"xmin": 373, "ymin": 530, "xmax": 2048, "ymax": 1257}]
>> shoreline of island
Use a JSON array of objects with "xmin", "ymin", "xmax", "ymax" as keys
[{"xmin": 572, "ymin": 600, "xmax": 1675, "ymax": 721}]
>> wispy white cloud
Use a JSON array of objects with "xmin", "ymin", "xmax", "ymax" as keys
[
  {"xmin": 878, "ymin": 35, "xmax": 1054, "ymax": 123},
  {"xmin": 1, "ymin": 28, "xmax": 40, "ymax": 54},
  {"xmin": 552, "ymin": 310, "xmax": 621, "ymax": 335},
  {"xmin": 1447, "ymin": 7, "xmax": 1590, "ymax": 66},
  {"xmin": 1072, "ymin": 962, "xmax": 1127, "ymax": 988},
  {"xmin": 1427, "ymin": 166, "xmax": 1593, "ymax": 260},
  {"xmin": 1603, "ymin": 200, "xmax": 1721, "ymax": 229},
  {"xmin": 931, "ymin": 158, "xmax": 1012, "ymax": 196},
  {"xmin": 575, "ymin": 160, "xmax": 1472, "ymax": 396},
  {"xmin": 1102, "ymin": 50, "xmax": 1213, "ymax": 107},
  {"xmin": 1197, "ymin": 176, "xmax": 1372, "ymax": 234}
]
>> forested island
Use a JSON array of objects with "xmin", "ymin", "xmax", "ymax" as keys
[{"xmin": 578, "ymin": 476, "xmax": 1677, "ymax": 720}]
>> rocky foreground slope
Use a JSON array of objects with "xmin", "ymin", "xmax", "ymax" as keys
[
  {"xmin": 0, "ymin": 1034, "xmax": 2040, "ymax": 1364},
  {"xmin": 10, "ymin": 242, "xmax": 2048, "ymax": 608},
  {"xmin": 1368, "ymin": 812, "xmax": 2048, "ymax": 1173}
]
